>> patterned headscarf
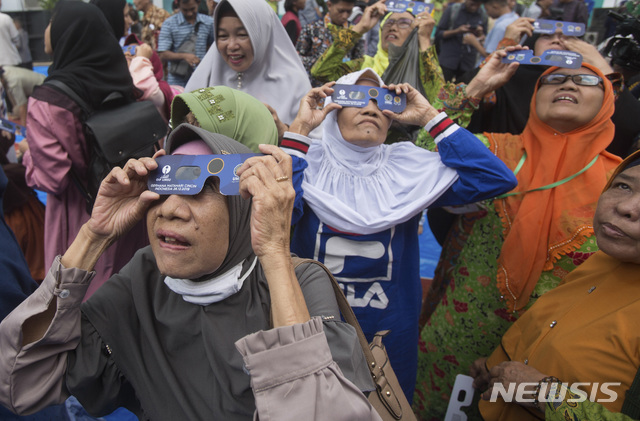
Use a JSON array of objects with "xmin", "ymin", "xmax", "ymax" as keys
[{"xmin": 170, "ymin": 86, "xmax": 278, "ymax": 153}]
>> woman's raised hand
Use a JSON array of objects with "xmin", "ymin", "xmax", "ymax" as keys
[
  {"xmin": 289, "ymin": 82, "xmax": 341, "ymax": 137},
  {"xmin": 87, "ymin": 151, "xmax": 164, "ymax": 243},
  {"xmin": 353, "ymin": 0, "xmax": 387, "ymax": 34},
  {"xmin": 237, "ymin": 145, "xmax": 310, "ymax": 327},
  {"xmin": 413, "ymin": 12, "xmax": 436, "ymax": 51},
  {"xmin": 466, "ymin": 45, "xmax": 526, "ymax": 99},
  {"xmin": 236, "ymin": 145, "xmax": 295, "ymax": 260},
  {"xmin": 383, "ymin": 83, "xmax": 439, "ymax": 127},
  {"xmin": 563, "ymin": 37, "xmax": 614, "ymax": 74},
  {"xmin": 503, "ymin": 17, "xmax": 535, "ymax": 42}
]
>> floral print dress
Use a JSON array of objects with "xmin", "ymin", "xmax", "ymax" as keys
[{"xmin": 412, "ymin": 200, "xmax": 597, "ymax": 420}]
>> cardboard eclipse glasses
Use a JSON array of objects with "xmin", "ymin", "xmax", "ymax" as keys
[
  {"xmin": 331, "ymin": 85, "xmax": 407, "ymax": 112},
  {"xmin": 533, "ymin": 19, "xmax": 586, "ymax": 37},
  {"xmin": 502, "ymin": 49, "xmax": 583, "ymax": 68},
  {"xmin": 147, "ymin": 153, "xmax": 260, "ymax": 196},
  {"xmin": 1, "ymin": 118, "xmax": 26, "ymax": 136},
  {"xmin": 385, "ymin": 0, "xmax": 434, "ymax": 14}
]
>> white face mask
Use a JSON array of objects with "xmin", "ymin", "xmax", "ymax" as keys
[{"xmin": 164, "ymin": 256, "xmax": 258, "ymax": 305}]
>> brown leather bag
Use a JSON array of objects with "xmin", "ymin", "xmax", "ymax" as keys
[{"xmin": 293, "ymin": 257, "xmax": 417, "ymax": 421}]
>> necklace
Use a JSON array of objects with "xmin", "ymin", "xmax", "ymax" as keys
[{"xmin": 236, "ymin": 72, "xmax": 243, "ymax": 89}]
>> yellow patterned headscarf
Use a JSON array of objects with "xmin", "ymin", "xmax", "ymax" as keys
[{"xmin": 361, "ymin": 13, "xmax": 392, "ymax": 76}]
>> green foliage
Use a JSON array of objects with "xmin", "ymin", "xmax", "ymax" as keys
[
  {"xmin": 626, "ymin": 0, "xmax": 640, "ymax": 18},
  {"xmin": 39, "ymin": 0, "xmax": 58, "ymax": 11}
]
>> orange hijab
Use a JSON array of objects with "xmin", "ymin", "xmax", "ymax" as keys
[{"xmin": 487, "ymin": 63, "xmax": 622, "ymax": 312}]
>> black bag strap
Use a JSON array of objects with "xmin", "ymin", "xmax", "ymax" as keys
[
  {"xmin": 46, "ymin": 79, "xmax": 92, "ymax": 115},
  {"xmin": 621, "ymin": 365, "xmax": 640, "ymax": 419},
  {"xmin": 45, "ymin": 79, "xmax": 94, "ymax": 206}
]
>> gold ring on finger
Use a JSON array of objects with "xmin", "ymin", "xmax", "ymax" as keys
[{"xmin": 276, "ymin": 176, "xmax": 289, "ymax": 182}]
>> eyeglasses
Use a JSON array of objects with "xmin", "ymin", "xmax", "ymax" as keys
[
  {"xmin": 383, "ymin": 18, "xmax": 413, "ymax": 29},
  {"xmin": 538, "ymin": 74, "xmax": 604, "ymax": 87}
]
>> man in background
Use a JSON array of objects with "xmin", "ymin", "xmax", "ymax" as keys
[
  {"xmin": 0, "ymin": 0, "xmax": 21, "ymax": 68},
  {"xmin": 464, "ymin": 0, "xmax": 519, "ymax": 62},
  {"xmin": 296, "ymin": 0, "xmax": 364, "ymax": 86},
  {"xmin": 435, "ymin": 0, "xmax": 487, "ymax": 81},
  {"xmin": 299, "ymin": 0, "xmax": 322, "ymax": 26},
  {"xmin": 158, "ymin": 0, "xmax": 213, "ymax": 87},
  {"xmin": 0, "ymin": 66, "xmax": 45, "ymax": 126}
]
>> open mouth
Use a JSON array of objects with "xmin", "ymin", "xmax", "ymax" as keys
[
  {"xmin": 162, "ymin": 236, "xmax": 189, "ymax": 246},
  {"xmin": 157, "ymin": 230, "xmax": 191, "ymax": 248},
  {"xmin": 227, "ymin": 54, "xmax": 244, "ymax": 65},
  {"xmin": 553, "ymin": 95, "xmax": 577, "ymax": 104}
]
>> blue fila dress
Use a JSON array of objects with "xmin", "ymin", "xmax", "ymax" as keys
[{"xmin": 282, "ymin": 113, "xmax": 517, "ymax": 402}]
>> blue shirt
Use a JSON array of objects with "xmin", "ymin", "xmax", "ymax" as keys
[
  {"xmin": 157, "ymin": 12, "xmax": 214, "ymax": 86},
  {"xmin": 483, "ymin": 11, "xmax": 519, "ymax": 55}
]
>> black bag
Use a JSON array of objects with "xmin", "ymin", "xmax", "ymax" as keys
[
  {"xmin": 169, "ymin": 22, "xmax": 200, "ymax": 79},
  {"xmin": 46, "ymin": 80, "xmax": 168, "ymax": 213}
]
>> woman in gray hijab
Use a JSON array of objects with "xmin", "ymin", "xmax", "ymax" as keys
[
  {"xmin": 0, "ymin": 124, "xmax": 378, "ymax": 420},
  {"xmin": 185, "ymin": 0, "xmax": 316, "ymax": 139}
]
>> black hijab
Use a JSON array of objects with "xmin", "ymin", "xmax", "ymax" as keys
[
  {"xmin": 46, "ymin": 0, "xmax": 134, "ymax": 109},
  {"xmin": 463, "ymin": 34, "xmax": 544, "ymax": 135},
  {"xmin": 90, "ymin": 0, "xmax": 126, "ymax": 40}
]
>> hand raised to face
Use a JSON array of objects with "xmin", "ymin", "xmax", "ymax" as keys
[
  {"xmin": 236, "ymin": 145, "xmax": 295, "ymax": 259},
  {"xmin": 289, "ymin": 82, "xmax": 341, "ymax": 137}
]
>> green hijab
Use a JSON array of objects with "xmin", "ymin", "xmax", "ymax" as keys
[{"xmin": 170, "ymin": 86, "xmax": 279, "ymax": 153}]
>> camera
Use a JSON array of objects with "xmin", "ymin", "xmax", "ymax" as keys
[{"xmin": 603, "ymin": 12, "xmax": 640, "ymax": 71}]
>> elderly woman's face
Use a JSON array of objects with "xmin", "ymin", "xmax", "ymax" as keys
[
  {"xmin": 336, "ymin": 79, "xmax": 391, "ymax": 148},
  {"xmin": 535, "ymin": 67, "xmax": 604, "ymax": 133},
  {"xmin": 594, "ymin": 166, "xmax": 640, "ymax": 264},
  {"xmin": 146, "ymin": 182, "xmax": 230, "ymax": 279},
  {"xmin": 216, "ymin": 14, "xmax": 254, "ymax": 73},
  {"xmin": 380, "ymin": 12, "xmax": 414, "ymax": 52}
]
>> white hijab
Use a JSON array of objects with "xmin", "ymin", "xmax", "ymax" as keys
[
  {"xmin": 301, "ymin": 68, "xmax": 460, "ymax": 235},
  {"xmin": 185, "ymin": 0, "xmax": 311, "ymax": 128}
]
